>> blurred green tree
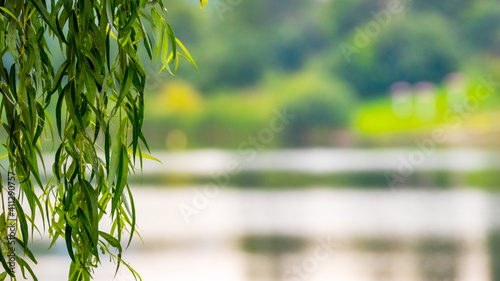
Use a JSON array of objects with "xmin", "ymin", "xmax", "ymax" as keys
[
  {"xmin": 335, "ymin": 12, "xmax": 461, "ymax": 97},
  {"xmin": 271, "ymin": 69, "xmax": 356, "ymax": 146}
]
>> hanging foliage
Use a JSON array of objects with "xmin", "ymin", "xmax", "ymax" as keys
[{"xmin": 0, "ymin": 0, "xmax": 205, "ymax": 280}]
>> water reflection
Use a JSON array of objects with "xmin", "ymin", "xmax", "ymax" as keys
[
  {"xmin": 25, "ymin": 187, "xmax": 499, "ymax": 281},
  {"xmin": 240, "ymin": 235, "xmax": 306, "ymax": 281}
]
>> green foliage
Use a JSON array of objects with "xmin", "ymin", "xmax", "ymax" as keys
[
  {"xmin": 0, "ymin": 0, "xmax": 204, "ymax": 280},
  {"xmin": 165, "ymin": 0, "xmax": 500, "ymax": 100},
  {"xmin": 465, "ymin": 2, "xmax": 500, "ymax": 52},
  {"xmin": 337, "ymin": 12, "xmax": 461, "ymax": 97},
  {"xmin": 142, "ymin": 66, "xmax": 356, "ymax": 149}
]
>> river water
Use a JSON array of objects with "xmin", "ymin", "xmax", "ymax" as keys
[
  {"xmin": 26, "ymin": 187, "xmax": 500, "ymax": 281},
  {"xmin": 6, "ymin": 149, "xmax": 500, "ymax": 280}
]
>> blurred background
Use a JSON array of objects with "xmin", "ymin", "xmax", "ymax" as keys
[{"xmin": 20, "ymin": 0, "xmax": 500, "ymax": 280}]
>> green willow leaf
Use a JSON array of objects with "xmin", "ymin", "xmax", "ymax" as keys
[
  {"xmin": 65, "ymin": 217, "xmax": 75, "ymax": 263},
  {"xmin": 14, "ymin": 237, "xmax": 37, "ymax": 264},
  {"xmin": 16, "ymin": 256, "xmax": 38, "ymax": 281},
  {"xmin": 0, "ymin": 252, "xmax": 14, "ymax": 278},
  {"xmin": 0, "ymin": 7, "xmax": 21, "ymax": 25},
  {"xmin": 125, "ymin": 183, "xmax": 136, "ymax": 248},
  {"xmin": 14, "ymin": 199, "xmax": 29, "ymax": 248}
]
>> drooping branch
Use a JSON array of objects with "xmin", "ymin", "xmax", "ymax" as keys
[{"xmin": 0, "ymin": 0, "xmax": 205, "ymax": 280}]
